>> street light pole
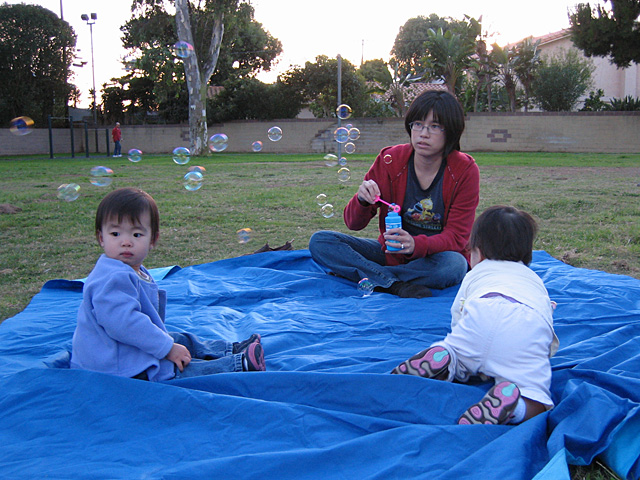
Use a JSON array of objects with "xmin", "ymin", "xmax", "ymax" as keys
[{"xmin": 81, "ymin": 13, "xmax": 99, "ymax": 153}]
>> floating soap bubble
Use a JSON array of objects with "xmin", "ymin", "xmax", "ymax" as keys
[
  {"xmin": 383, "ymin": 154, "xmax": 393, "ymax": 164},
  {"xmin": 336, "ymin": 104, "xmax": 352, "ymax": 120},
  {"xmin": 183, "ymin": 171, "xmax": 203, "ymax": 191},
  {"xmin": 345, "ymin": 124, "xmax": 353, "ymax": 130},
  {"xmin": 188, "ymin": 165, "xmax": 206, "ymax": 174},
  {"xmin": 348, "ymin": 128, "xmax": 360, "ymax": 141},
  {"xmin": 337, "ymin": 167, "xmax": 351, "ymax": 183},
  {"xmin": 173, "ymin": 41, "xmax": 194, "ymax": 58},
  {"xmin": 208, "ymin": 133, "xmax": 228, "ymax": 152},
  {"xmin": 237, "ymin": 228, "xmax": 253, "ymax": 244},
  {"xmin": 334, "ymin": 127, "xmax": 349, "ymax": 144},
  {"xmin": 89, "ymin": 166, "xmax": 114, "ymax": 187},
  {"xmin": 57, "ymin": 183, "xmax": 80, "ymax": 202},
  {"xmin": 323, "ymin": 154, "xmax": 338, "ymax": 167},
  {"xmin": 316, "ymin": 193, "xmax": 327, "ymax": 206},
  {"xmin": 321, "ymin": 204, "xmax": 334, "ymax": 218},
  {"xmin": 252, "ymin": 141, "xmax": 263, "ymax": 152},
  {"xmin": 338, "ymin": 156, "xmax": 347, "ymax": 166},
  {"xmin": 127, "ymin": 148, "xmax": 143, "ymax": 163},
  {"xmin": 357, "ymin": 278, "xmax": 374, "ymax": 297},
  {"xmin": 172, "ymin": 147, "xmax": 190, "ymax": 165},
  {"xmin": 9, "ymin": 116, "xmax": 34, "ymax": 136},
  {"xmin": 267, "ymin": 126, "xmax": 282, "ymax": 142},
  {"xmin": 344, "ymin": 142, "xmax": 356, "ymax": 154}
]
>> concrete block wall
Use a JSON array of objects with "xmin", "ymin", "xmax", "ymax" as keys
[
  {"xmin": 462, "ymin": 112, "xmax": 640, "ymax": 153},
  {"xmin": 1, "ymin": 113, "xmax": 639, "ymax": 157}
]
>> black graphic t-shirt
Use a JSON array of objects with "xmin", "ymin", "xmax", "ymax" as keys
[{"xmin": 401, "ymin": 155, "xmax": 446, "ymax": 237}]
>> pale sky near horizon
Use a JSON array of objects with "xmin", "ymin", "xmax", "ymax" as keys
[{"xmin": 7, "ymin": 0, "xmax": 581, "ymax": 107}]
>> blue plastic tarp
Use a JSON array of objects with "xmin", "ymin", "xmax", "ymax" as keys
[{"xmin": 0, "ymin": 250, "xmax": 638, "ymax": 479}]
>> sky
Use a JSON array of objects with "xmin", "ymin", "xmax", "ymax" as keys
[{"xmin": 6, "ymin": 0, "xmax": 581, "ymax": 107}]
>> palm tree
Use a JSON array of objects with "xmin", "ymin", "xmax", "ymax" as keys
[
  {"xmin": 491, "ymin": 44, "xmax": 518, "ymax": 112},
  {"xmin": 424, "ymin": 27, "xmax": 477, "ymax": 93},
  {"xmin": 513, "ymin": 38, "xmax": 541, "ymax": 112}
]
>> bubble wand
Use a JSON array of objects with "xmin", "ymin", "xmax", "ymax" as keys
[{"xmin": 374, "ymin": 195, "xmax": 401, "ymax": 213}]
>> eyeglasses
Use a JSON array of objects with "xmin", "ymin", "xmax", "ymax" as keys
[{"xmin": 409, "ymin": 121, "xmax": 445, "ymax": 135}]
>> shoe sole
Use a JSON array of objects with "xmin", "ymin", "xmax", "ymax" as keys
[
  {"xmin": 391, "ymin": 346, "xmax": 450, "ymax": 379},
  {"xmin": 458, "ymin": 381, "xmax": 520, "ymax": 425},
  {"xmin": 246, "ymin": 342, "xmax": 266, "ymax": 371}
]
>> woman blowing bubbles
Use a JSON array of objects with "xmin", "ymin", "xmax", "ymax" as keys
[{"xmin": 310, "ymin": 91, "xmax": 480, "ymax": 298}]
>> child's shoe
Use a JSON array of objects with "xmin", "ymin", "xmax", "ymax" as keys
[
  {"xmin": 233, "ymin": 333, "xmax": 261, "ymax": 354},
  {"xmin": 243, "ymin": 341, "xmax": 266, "ymax": 371},
  {"xmin": 458, "ymin": 381, "xmax": 520, "ymax": 425},
  {"xmin": 390, "ymin": 345, "xmax": 450, "ymax": 379}
]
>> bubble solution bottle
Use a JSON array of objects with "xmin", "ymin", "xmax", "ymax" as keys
[{"xmin": 385, "ymin": 206, "xmax": 402, "ymax": 252}]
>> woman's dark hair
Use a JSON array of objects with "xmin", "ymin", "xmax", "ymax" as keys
[
  {"xmin": 95, "ymin": 187, "xmax": 160, "ymax": 244},
  {"xmin": 469, "ymin": 205, "xmax": 538, "ymax": 265},
  {"xmin": 404, "ymin": 90, "xmax": 466, "ymax": 160}
]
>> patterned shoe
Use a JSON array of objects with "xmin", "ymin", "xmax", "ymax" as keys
[
  {"xmin": 458, "ymin": 381, "xmax": 521, "ymax": 425},
  {"xmin": 390, "ymin": 346, "xmax": 450, "ymax": 379},
  {"xmin": 232, "ymin": 333, "xmax": 261, "ymax": 354},
  {"xmin": 243, "ymin": 342, "xmax": 266, "ymax": 372}
]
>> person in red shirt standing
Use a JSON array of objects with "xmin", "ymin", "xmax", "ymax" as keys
[{"xmin": 112, "ymin": 122, "xmax": 122, "ymax": 157}]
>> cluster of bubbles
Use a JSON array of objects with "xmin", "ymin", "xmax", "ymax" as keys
[
  {"xmin": 207, "ymin": 126, "xmax": 282, "ymax": 154},
  {"xmin": 315, "ymin": 193, "xmax": 334, "ymax": 218},
  {"xmin": 314, "ymin": 103, "xmax": 366, "ymax": 221}
]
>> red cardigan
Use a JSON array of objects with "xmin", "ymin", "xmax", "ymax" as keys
[{"xmin": 343, "ymin": 143, "xmax": 480, "ymax": 266}]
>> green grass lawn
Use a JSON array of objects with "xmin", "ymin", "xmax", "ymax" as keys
[{"xmin": 1, "ymin": 151, "xmax": 639, "ymax": 323}]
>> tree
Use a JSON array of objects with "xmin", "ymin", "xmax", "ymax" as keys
[
  {"xmin": 532, "ymin": 49, "xmax": 594, "ymax": 111},
  {"xmin": 121, "ymin": 1, "xmax": 280, "ymax": 132},
  {"xmin": 570, "ymin": 0, "xmax": 640, "ymax": 68},
  {"xmin": 390, "ymin": 15, "xmax": 452, "ymax": 78},
  {"xmin": 512, "ymin": 38, "xmax": 542, "ymax": 112},
  {"xmin": 358, "ymin": 59, "xmax": 392, "ymax": 88},
  {"xmin": 125, "ymin": 0, "xmax": 281, "ymax": 153},
  {"xmin": 207, "ymin": 77, "xmax": 302, "ymax": 122},
  {"xmin": 423, "ymin": 17, "xmax": 480, "ymax": 93},
  {"xmin": 0, "ymin": 4, "xmax": 76, "ymax": 125},
  {"xmin": 491, "ymin": 44, "xmax": 518, "ymax": 112},
  {"xmin": 380, "ymin": 61, "xmax": 425, "ymax": 117},
  {"xmin": 280, "ymin": 56, "xmax": 368, "ymax": 118}
]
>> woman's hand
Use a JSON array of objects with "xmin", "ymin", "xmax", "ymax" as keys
[
  {"xmin": 166, "ymin": 343, "xmax": 191, "ymax": 372},
  {"xmin": 356, "ymin": 179, "xmax": 381, "ymax": 206},
  {"xmin": 384, "ymin": 228, "xmax": 415, "ymax": 254}
]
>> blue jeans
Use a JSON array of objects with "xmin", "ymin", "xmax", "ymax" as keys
[
  {"xmin": 169, "ymin": 332, "xmax": 243, "ymax": 378},
  {"xmin": 309, "ymin": 230, "xmax": 468, "ymax": 290},
  {"xmin": 113, "ymin": 140, "xmax": 121, "ymax": 156}
]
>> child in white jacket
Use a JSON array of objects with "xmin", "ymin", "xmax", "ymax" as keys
[{"xmin": 392, "ymin": 205, "xmax": 558, "ymax": 425}]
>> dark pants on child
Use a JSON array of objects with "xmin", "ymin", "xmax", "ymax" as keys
[{"xmin": 169, "ymin": 332, "xmax": 243, "ymax": 378}]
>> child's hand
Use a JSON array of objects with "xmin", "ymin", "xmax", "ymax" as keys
[{"xmin": 166, "ymin": 343, "xmax": 191, "ymax": 372}]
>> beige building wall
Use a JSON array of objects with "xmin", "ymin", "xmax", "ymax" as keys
[
  {"xmin": 535, "ymin": 30, "xmax": 640, "ymax": 104},
  {"xmin": 2, "ymin": 114, "xmax": 639, "ymax": 156}
]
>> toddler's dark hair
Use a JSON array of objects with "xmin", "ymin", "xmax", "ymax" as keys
[
  {"xmin": 469, "ymin": 205, "xmax": 537, "ymax": 265},
  {"xmin": 95, "ymin": 187, "xmax": 160, "ymax": 244},
  {"xmin": 404, "ymin": 90, "xmax": 466, "ymax": 160}
]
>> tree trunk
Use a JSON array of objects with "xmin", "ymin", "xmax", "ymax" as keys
[{"xmin": 175, "ymin": 0, "xmax": 225, "ymax": 156}]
